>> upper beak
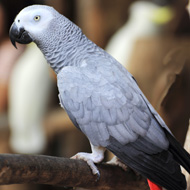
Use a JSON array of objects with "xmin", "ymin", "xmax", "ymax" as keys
[{"xmin": 9, "ymin": 22, "xmax": 33, "ymax": 49}]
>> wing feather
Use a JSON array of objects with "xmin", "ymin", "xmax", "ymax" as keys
[
  {"xmin": 57, "ymin": 58, "xmax": 185, "ymax": 190},
  {"xmin": 57, "ymin": 63, "xmax": 169, "ymax": 149}
]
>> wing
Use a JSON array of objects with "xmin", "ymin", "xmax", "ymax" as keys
[
  {"xmin": 57, "ymin": 57, "xmax": 185, "ymax": 190},
  {"xmin": 57, "ymin": 58, "xmax": 169, "ymax": 149}
]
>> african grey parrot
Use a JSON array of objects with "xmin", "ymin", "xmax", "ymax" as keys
[{"xmin": 9, "ymin": 5, "xmax": 190, "ymax": 190}]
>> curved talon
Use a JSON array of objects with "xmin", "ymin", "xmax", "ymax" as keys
[
  {"xmin": 95, "ymin": 170, "xmax": 100, "ymax": 182},
  {"xmin": 86, "ymin": 161, "xmax": 100, "ymax": 181},
  {"xmin": 71, "ymin": 152, "xmax": 103, "ymax": 180},
  {"xmin": 71, "ymin": 145, "xmax": 105, "ymax": 181}
]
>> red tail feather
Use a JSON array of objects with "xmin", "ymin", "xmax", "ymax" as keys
[{"xmin": 147, "ymin": 179, "xmax": 162, "ymax": 190}]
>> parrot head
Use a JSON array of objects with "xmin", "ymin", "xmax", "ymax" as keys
[{"xmin": 9, "ymin": 5, "xmax": 56, "ymax": 48}]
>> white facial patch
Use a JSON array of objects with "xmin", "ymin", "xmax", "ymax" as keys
[{"xmin": 15, "ymin": 7, "xmax": 54, "ymax": 35}]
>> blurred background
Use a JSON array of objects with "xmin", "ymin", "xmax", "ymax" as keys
[{"xmin": 0, "ymin": 0, "xmax": 190, "ymax": 189}]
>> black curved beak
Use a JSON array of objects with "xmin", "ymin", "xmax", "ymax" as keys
[{"xmin": 9, "ymin": 22, "xmax": 33, "ymax": 49}]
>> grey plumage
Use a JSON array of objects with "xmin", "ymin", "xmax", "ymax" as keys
[{"xmin": 9, "ymin": 5, "xmax": 190, "ymax": 190}]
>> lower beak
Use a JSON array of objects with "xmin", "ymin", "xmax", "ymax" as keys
[{"xmin": 9, "ymin": 22, "xmax": 33, "ymax": 49}]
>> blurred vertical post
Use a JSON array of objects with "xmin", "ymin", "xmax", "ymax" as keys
[{"xmin": 76, "ymin": 0, "xmax": 105, "ymax": 47}]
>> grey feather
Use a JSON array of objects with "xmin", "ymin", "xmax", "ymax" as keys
[
  {"xmin": 57, "ymin": 60, "xmax": 169, "ymax": 150},
  {"xmin": 10, "ymin": 5, "xmax": 190, "ymax": 190}
]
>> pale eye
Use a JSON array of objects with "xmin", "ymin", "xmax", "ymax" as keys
[{"xmin": 34, "ymin": 15, "xmax": 41, "ymax": 21}]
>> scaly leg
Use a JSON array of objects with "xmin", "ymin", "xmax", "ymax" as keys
[
  {"xmin": 107, "ymin": 156, "xmax": 127, "ymax": 171},
  {"xmin": 71, "ymin": 142, "xmax": 106, "ymax": 176}
]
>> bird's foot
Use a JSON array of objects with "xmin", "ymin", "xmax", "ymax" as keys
[
  {"xmin": 107, "ymin": 156, "xmax": 127, "ymax": 171},
  {"xmin": 71, "ymin": 144, "xmax": 105, "ymax": 180},
  {"xmin": 71, "ymin": 152, "xmax": 103, "ymax": 177}
]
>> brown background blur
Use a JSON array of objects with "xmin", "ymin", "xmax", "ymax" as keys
[{"xmin": 0, "ymin": 0, "xmax": 189, "ymax": 189}]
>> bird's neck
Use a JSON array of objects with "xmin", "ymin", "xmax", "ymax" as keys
[{"xmin": 38, "ymin": 24, "xmax": 98, "ymax": 74}]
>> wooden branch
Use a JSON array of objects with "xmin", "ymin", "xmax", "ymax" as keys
[{"xmin": 0, "ymin": 154, "xmax": 148, "ymax": 190}]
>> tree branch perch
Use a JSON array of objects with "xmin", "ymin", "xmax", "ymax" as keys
[{"xmin": 0, "ymin": 154, "xmax": 148, "ymax": 190}]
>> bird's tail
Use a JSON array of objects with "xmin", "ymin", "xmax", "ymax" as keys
[
  {"xmin": 164, "ymin": 129, "xmax": 190, "ymax": 174},
  {"xmin": 147, "ymin": 179, "xmax": 162, "ymax": 190}
]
